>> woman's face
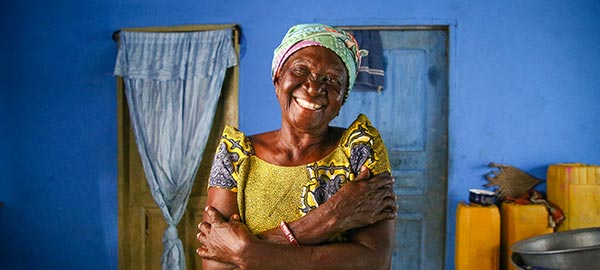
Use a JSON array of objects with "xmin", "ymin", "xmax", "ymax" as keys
[{"xmin": 275, "ymin": 46, "xmax": 348, "ymax": 132}]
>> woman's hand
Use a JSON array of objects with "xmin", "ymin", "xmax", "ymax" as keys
[
  {"xmin": 196, "ymin": 206, "xmax": 256, "ymax": 267},
  {"xmin": 255, "ymin": 165, "xmax": 397, "ymax": 245},
  {"xmin": 323, "ymin": 166, "xmax": 397, "ymax": 233}
]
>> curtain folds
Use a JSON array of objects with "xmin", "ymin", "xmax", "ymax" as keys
[{"xmin": 114, "ymin": 29, "xmax": 237, "ymax": 270}]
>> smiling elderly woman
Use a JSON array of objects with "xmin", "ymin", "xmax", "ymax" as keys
[{"xmin": 196, "ymin": 24, "xmax": 397, "ymax": 270}]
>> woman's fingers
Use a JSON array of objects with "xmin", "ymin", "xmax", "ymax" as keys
[
  {"xmin": 198, "ymin": 221, "xmax": 211, "ymax": 237},
  {"xmin": 383, "ymin": 196, "xmax": 398, "ymax": 213},
  {"xmin": 196, "ymin": 246, "xmax": 206, "ymax": 256},
  {"xmin": 355, "ymin": 165, "xmax": 371, "ymax": 181},
  {"xmin": 369, "ymin": 181, "xmax": 397, "ymax": 219},
  {"xmin": 204, "ymin": 205, "xmax": 226, "ymax": 224},
  {"xmin": 230, "ymin": 214, "xmax": 241, "ymax": 222},
  {"xmin": 195, "ymin": 245, "xmax": 214, "ymax": 259},
  {"xmin": 369, "ymin": 173, "xmax": 394, "ymax": 189},
  {"xmin": 382, "ymin": 185, "xmax": 396, "ymax": 199},
  {"xmin": 363, "ymin": 174, "xmax": 395, "ymax": 203}
]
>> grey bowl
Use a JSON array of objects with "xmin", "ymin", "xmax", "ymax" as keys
[
  {"xmin": 510, "ymin": 252, "xmax": 530, "ymax": 270},
  {"xmin": 511, "ymin": 227, "xmax": 600, "ymax": 270}
]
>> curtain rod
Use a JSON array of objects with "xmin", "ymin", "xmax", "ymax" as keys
[
  {"xmin": 112, "ymin": 24, "xmax": 241, "ymax": 43},
  {"xmin": 336, "ymin": 25, "xmax": 448, "ymax": 31}
]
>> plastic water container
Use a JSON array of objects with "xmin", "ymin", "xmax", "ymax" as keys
[
  {"xmin": 500, "ymin": 202, "xmax": 554, "ymax": 270},
  {"xmin": 547, "ymin": 163, "xmax": 600, "ymax": 231},
  {"xmin": 455, "ymin": 202, "xmax": 501, "ymax": 270}
]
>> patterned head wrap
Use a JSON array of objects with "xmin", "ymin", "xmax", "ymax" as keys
[{"xmin": 272, "ymin": 24, "xmax": 365, "ymax": 101}]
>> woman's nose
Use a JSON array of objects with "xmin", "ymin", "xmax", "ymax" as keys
[{"xmin": 304, "ymin": 73, "xmax": 326, "ymax": 96}]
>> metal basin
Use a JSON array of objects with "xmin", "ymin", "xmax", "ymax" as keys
[{"xmin": 511, "ymin": 227, "xmax": 600, "ymax": 270}]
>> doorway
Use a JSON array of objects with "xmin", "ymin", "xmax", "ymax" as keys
[{"xmin": 333, "ymin": 26, "xmax": 449, "ymax": 270}]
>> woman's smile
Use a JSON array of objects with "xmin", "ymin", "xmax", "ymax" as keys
[{"xmin": 294, "ymin": 97, "xmax": 324, "ymax": 110}]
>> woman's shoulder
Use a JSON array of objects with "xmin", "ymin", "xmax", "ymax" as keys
[
  {"xmin": 339, "ymin": 114, "xmax": 382, "ymax": 146},
  {"xmin": 339, "ymin": 114, "xmax": 391, "ymax": 175},
  {"xmin": 222, "ymin": 125, "xmax": 246, "ymax": 140},
  {"xmin": 219, "ymin": 125, "xmax": 254, "ymax": 156}
]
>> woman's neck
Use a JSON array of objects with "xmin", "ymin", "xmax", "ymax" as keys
[
  {"xmin": 250, "ymin": 124, "xmax": 342, "ymax": 166},
  {"xmin": 278, "ymin": 123, "xmax": 330, "ymax": 148}
]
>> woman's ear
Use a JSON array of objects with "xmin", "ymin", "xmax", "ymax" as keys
[{"xmin": 273, "ymin": 77, "xmax": 280, "ymax": 95}]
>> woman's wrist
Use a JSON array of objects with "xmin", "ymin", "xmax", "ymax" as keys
[
  {"xmin": 289, "ymin": 203, "xmax": 341, "ymax": 244},
  {"xmin": 232, "ymin": 236, "xmax": 256, "ymax": 270},
  {"xmin": 279, "ymin": 221, "xmax": 300, "ymax": 246},
  {"xmin": 256, "ymin": 199, "xmax": 344, "ymax": 245}
]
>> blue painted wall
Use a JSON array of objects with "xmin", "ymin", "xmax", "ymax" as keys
[{"xmin": 1, "ymin": 0, "xmax": 599, "ymax": 269}]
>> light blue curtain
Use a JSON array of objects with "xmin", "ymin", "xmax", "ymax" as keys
[{"xmin": 114, "ymin": 29, "xmax": 237, "ymax": 270}]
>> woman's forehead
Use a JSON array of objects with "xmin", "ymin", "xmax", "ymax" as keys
[{"xmin": 284, "ymin": 46, "xmax": 347, "ymax": 73}]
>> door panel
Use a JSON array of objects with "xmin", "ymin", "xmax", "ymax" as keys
[{"xmin": 331, "ymin": 29, "xmax": 448, "ymax": 270}]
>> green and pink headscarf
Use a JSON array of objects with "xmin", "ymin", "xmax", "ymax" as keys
[{"xmin": 271, "ymin": 23, "xmax": 365, "ymax": 100}]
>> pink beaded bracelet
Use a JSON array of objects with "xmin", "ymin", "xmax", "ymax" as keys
[{"xmin": 279, "ymin": 221, "xmax": 300, "ymax": 246}]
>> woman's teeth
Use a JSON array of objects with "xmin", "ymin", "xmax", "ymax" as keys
[{"xmin": 295, "ymin": 98, "xmax": 323, "ymax": 110}]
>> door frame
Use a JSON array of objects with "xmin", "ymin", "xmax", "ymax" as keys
[{"xmin": 115, "ymin": 24, "xmax": 240, "ymax": 270}]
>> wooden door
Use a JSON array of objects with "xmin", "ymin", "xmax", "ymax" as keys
[
  {"xmin": 117, "ymin": 25, "xmax": 239, "ymax": 270},
  {"xmin": 332, "ymin": 28, "xmax": 448, "ymax": 270}
]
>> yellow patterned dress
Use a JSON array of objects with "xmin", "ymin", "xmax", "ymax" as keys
[{"xmin": 208, "ymin": 114, "xmax": 391, "ymax": 235}]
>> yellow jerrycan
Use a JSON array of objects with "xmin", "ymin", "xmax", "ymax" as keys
[
  {"xmin": 500, "ymin": 202, "xmax": 553, "ymax": 270},
  {"xmin": 547, "ymin": 163, "xmax": 600, "ymax": 231},
  {"xmin": 455, "ymin": 202, "xmax": 500, "ymax": 270}
]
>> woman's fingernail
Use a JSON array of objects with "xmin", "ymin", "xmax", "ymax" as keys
[{"xmin": 204, "ymin": 205, "xmax": 209, "ymax": 211}]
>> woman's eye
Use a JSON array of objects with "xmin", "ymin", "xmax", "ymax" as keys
[
  {"xmin": 325, "ymin": 77, "xmax": 340, "ymax": 86},
  {"xmin": 292, "ymin": 67, "xmax": 309, "ymax": 76}
]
